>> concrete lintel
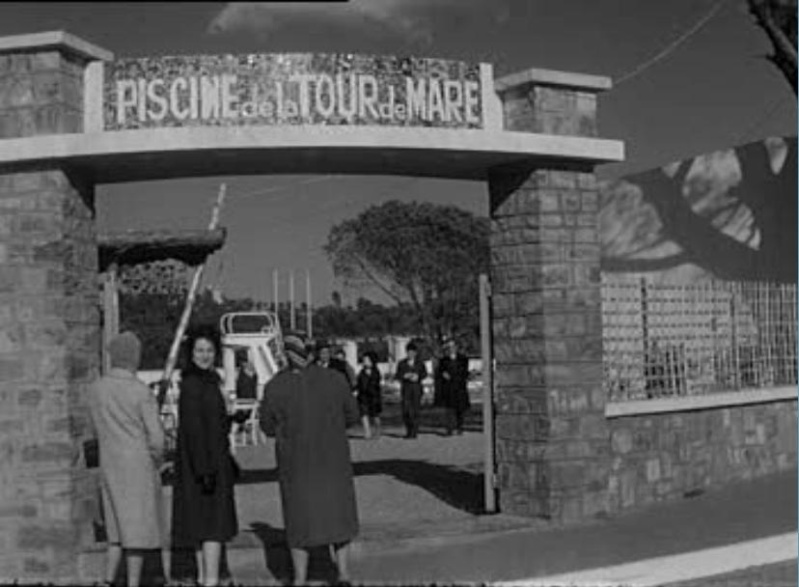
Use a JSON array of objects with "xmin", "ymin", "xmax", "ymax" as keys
[
  {"xmin": 0, "ymin": 126, "xmax": 625, "ymax": 182},
  {"xmin": 0, "ymin": 30, "xmax": 114, "ymax": 62},
  {"xmin": 495, "ymin": 67, "xmax": 612, "ymax": 94},
  {"xmin": 606, "ymin": 386, "xmax": 798, "ymax": 418}
]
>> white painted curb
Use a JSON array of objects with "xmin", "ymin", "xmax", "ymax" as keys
[{"xmin": 496, "ymin": 532, "xmax": 797, "ymax": 587}]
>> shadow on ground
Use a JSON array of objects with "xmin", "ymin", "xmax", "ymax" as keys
[
  {"xmin": 250, "ymin": 522, "xmax": 340, "ymax": 584},
  {"xmin": 239, "ymin": 458, "xmax": 484, "ymax": 516}
]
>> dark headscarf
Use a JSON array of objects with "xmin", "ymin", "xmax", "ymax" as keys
[{"xmin": 283, "ymin": 331, "xmax": 310, "ymax": 369}]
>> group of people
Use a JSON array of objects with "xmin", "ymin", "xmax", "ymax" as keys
[
  {"xmin": 312, "ymin": 337, "xmax": 472, "ymax": 441},
  {"xmin": 90, "ymin": 328, "xmax": 361, "ymax": 587},
  {"xmin": 88, "ymin": 327, "xmax": 472, "ymax": 587},
  {"xmin": 89, "ymin": 329, "xmax": 241, "ymax": 587},
  {"xmin": 396, "ymin": 337, "xmax": 472, "ymax": 439}
]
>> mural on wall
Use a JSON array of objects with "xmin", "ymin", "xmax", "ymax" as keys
[
  {"xmin": 600, "ymin": 136, "xmax": 797, "ymax": 284},
  {"xmin": 103, "ymin": 54, "xmax": 483, "ymax": 131}
]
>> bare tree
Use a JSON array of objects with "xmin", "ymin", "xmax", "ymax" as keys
[{"xmin": 748, "ymin": 0, "xmax": 797, "ymax": 94}]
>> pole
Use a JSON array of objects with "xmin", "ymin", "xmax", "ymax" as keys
[
  {"xmin": 159, "ymin": 183, "xmax": 227, "ymax": 405},
  {"xmin": 306, "ymin": 269, "xmax": 313, "ymax": 338},
  {"xmin": 273, "ymin": 269, "xmax": 279, "ymax": 317},
  {"xmin": 289, "ymin": 269, "xmax": 296, "ymax": 330},
  {"xmin": 102, "ymin": 261, "xmax": 120, "ymax": 374},
  {"xmin": 479, "ymin": 274, "xmax": 496, "ymax": 513}
]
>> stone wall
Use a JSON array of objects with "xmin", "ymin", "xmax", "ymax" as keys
[
  {"xmin": 607, "ymin": 399, "xmax": 797, "ymax": 513},
  {"xmin": 489, "ymin": 71, "xmax": 611, "ymax": 523},
  {"xmin": 489, "ymin": 166, "xmax": 609, "ymax": 523},
  {"xmin": 0, "ymin": 50, "xmax": 85, "ymax": 138},
  {"xmin": 0, "ymin": 47, "xmax": 102, "ymax": 581}
]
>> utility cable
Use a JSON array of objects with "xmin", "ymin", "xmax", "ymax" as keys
[{"xmin": 616, "ymin": 0, "xmax": 729, "ymax": 86}]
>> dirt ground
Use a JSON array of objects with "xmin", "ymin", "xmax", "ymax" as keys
[
  {"xmin": 151, "ymin": 401, "xmax": 496, "ymax": 583},
  {"xmin": 227, "ymin": 400, "xmax": 489, "ymax": 543}
]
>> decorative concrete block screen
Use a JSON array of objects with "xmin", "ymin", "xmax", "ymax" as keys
[{"xmin": 602, "ymin": 276, "xmax": 797, "ymax": 400}]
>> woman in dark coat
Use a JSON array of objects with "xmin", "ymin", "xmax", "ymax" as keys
[
  {"xmin": 355, "ymin": 351, "xmax": 382, "ymax": 439},
  {"xmin": 172, "ymin": 328, "xmax": 238, "ymax": 587},
  {"xmin": 259, "ymin": 332, "xmax": 360, "ymax": 585}
]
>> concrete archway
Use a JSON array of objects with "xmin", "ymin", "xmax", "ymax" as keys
[{"xmin": 0, "ymin": 31, "xmax": 622, "ymax": 582}]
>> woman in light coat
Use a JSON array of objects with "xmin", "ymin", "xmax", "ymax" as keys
[{"xmin": 88, "ymin": 331, "xmax": 167, "ymax": 587}]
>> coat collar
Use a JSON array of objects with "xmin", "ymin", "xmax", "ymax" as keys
[{"xmin": 107, "ymin": 367, "xmax": 136, "ymax": 379}]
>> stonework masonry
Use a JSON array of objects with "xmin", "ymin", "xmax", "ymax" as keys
[
  {"xmin": 0, "ymin": 32, "xmax": 631, "ymax": 583},
  {"xmin": 488, "ymin": 72, "xmax": 609, "ymax": 522},
  {"xmin": 607, "ymin": 399, "xmax": 797, "ymax": 512},
  {"xmin": 0, "ymin": 47, "xmax": 102, "ymax": 581}
]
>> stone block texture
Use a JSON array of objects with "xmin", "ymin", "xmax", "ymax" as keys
[
  {"xmin": 489, "ymin": 165, "xmax": 608, "ymax": 522},
  {"xmin": 501, "ymin": 85, "xmax": 598, "ymax": 137},
  {"xmin": 607, "ymin": 400, "xmax": 798, "ymax": 513},
  {"xmin": 0, "ymin": 47, "xmax": 101, "ymax": 583},
  {"xmin": 489, "ymin": 79, "xmax": 606, "ymax": 522},
  {"xmin": 0, "ymin": 51, "xmax": 85, "ymax": 138}
]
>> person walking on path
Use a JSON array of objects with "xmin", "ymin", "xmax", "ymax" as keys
[
  {"xmin": 172, "ymin": 328, "xmax": 238, "ymax": 587},
  {"xmin": 88, "ymin": 331, "xmax": 168, "ymax": 587},
  {"xmin": 355, "ymin": 351, "xmax": 383, "ymax": 439},
  {"xmin": 436, "ymin": 337, "xmax": 471, "ymax": 435},
  {"xmin": 234, "ymin": 350, "xmax": 258, "ymax": 400},
  {"xmin": 395, "ymin": 341, "xmax": 428, "ymax": 439},
  {"xmin": 259, "ymin": 332, "xmax": 360, "ymax": 585},
  {"xmin": 317, "ymin": 341, "xmax": 355, "ymax": 389}
]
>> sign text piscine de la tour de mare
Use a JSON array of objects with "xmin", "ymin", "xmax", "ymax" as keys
[{"xmin": 104, "ymin": 54, "xmax": 484, "ymax": 130}]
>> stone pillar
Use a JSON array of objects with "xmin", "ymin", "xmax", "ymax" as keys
[
  {"xmin": 488, "ymin": 69, "xmax": 612, "ymax": 523},
  {"xmin": 0, "ymin": 33, "xmax": 111, "ymax": 582}
]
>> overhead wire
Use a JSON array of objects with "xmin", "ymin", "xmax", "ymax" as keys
[
  {"xmin": 206, "ymin": 175, "xmax": 422, "ymax": 300},
  {"xmin": 615, "ymin": 0, "xmax": 729, "ymax": 86}
]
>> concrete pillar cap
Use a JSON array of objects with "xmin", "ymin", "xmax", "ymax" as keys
[
  {"xmin": 495, "ymin": 67, "xmax": 612, "ymax": 94},
  {"xmin": 0, "ymin": 30, "xmax": 113, "ymax": 61}
]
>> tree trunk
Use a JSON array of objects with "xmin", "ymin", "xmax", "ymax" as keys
[{"xmin": 749, "ymin": 0, "xmax": 798, "ymax": 94}]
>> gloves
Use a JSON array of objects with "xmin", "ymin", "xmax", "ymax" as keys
[{"xmin": 199, "ymin": 473, "xmax": 217, "ymax": 495}]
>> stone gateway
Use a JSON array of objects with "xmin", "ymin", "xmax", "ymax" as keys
[{"xmin": 0, "ymin": 31, "xmax": 623, "ymax": 583}]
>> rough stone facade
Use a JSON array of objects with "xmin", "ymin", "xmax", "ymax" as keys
[
  {"xmin": 500, "ymin": 83, "xmax": 598, "ymax": 137},
  {"xmin": 607, "ymin": 400, "xmax": 798, "ymax": 512},
  {"xmin": 0, "ymin": 48, "xmax": 101, "ymax": 581},
  {"xmin": 489, "ymin": 77, "xmax": 608, "ymax": 522},
  {"xmin": 0, "ymin": 51, "xmax": 85, "ymax": 138}
]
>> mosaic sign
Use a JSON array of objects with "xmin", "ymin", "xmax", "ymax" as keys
[{"xmin": 103, "ymin": 54, "xmax": 483, "ymax": 131}]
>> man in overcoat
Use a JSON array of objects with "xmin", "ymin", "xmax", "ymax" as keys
[
  {"xmin": 260, "ymin": 332, "xmax": 360, "ymax": 585},
  {"xmin": 436, "ymin": 337, "xmax": 471, "ymax": 435},
  {"xmin": 395, "ymin": 341, "xmax": 428, "ymax": 439}
]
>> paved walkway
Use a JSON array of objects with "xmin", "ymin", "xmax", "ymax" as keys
[
  {"xmin": 666, "ymin": 561, "xmax": 797, "ymax": 587},
  {"xmin": 225, "ymin": 466, "xmax": 796, "ymax": 585}
]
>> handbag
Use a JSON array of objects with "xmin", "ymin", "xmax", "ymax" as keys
[
  {"xmin": 230, "ymin": 453, "xmax": 242, "ymax": 481},
  {"xmin": 83, "ymin": 438, "xmax": 99, "ymax": 469}
]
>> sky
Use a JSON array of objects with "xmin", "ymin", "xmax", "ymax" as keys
[{"xmin": 0, "ymin": 1, "xmax": 795, "ymax": 305}]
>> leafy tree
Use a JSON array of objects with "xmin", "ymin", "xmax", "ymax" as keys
[
  {"xmin": 748, "ymin": 0, "xmax": 797, "ymax": 94},
  {"xmin": 324, "ymin": 200, "xmax": 489, "ymax": 348}
]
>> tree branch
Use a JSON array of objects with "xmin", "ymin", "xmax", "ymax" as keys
[
  {"xmin": 349, "ymin": 253, "xmax": 405, "ymax": 305},
  {"xmin": 749, "ymin": 0, "xmax": 798, "ymax": 94}
]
